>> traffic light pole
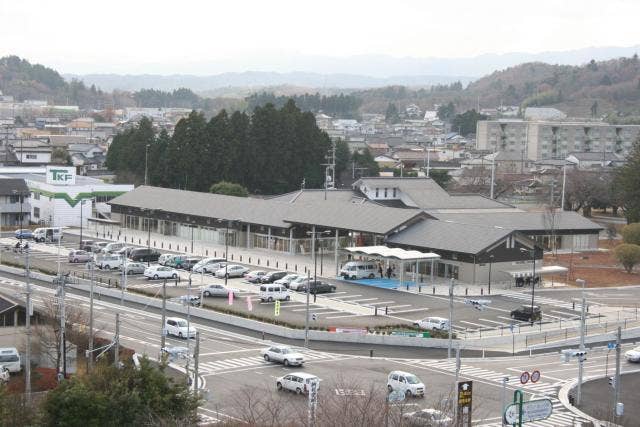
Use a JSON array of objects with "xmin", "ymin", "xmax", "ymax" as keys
[
  {"xmin": 448, "ymin": 278, "xmax": 454, "ymax": 359},
  {"xmin": 614, "ymin": 326, "xmax": 622, "ymax": 418},
  {"xmin": 576, "ymin": 279, "xmax": 586, "ymax": 406}
]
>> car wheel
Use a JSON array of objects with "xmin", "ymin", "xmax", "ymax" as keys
[
  {"xmin": 268, "ymin": 297, "xmax": 273, "ymax": 302},
  {"xmin": 350, "ymin": 275, "xmax": 356, "ymax": 280},
  {"xmin": 285, "ymin": 295, "xmax": 290, "ymax": 301},
  {"xmin": 204, "ymin": 291, "xmax": 210, "ymax": 297},
  {"xmin": 127, "ymin": 270, "xmax": 133, "ymax": 275},
  {"xmin": 284, "ymin": 359, "xmax": 290, "ymax": 366},
  {"xmin": 225, "ymin": 273, "xmax": 229, "ymax": 278},
  {"xmin": 368, "ymin": 273, "xmax": 375, "ymax": 279},
  {"xmin": 510, "ymin": 314, "xmax": 515, "ymax": 319},
  {"xmin": 178, "ymin": 332, "xmax": 183, "ymax": 338},
  {"xmin": 405, "ymin": 390, "xmax": 412, "ymax": 398},
  {"xmin": 387, "ymin": 385, "xmax": 393, "ymax": 392},
  {"xmin": 172, "ymin": 273, "xmax": 177, "ymax": 279},
  {"xmin": 295, "ymin": 388, "xmax": 302, "ymax": 395},
  {"xmin": 276, "ymin": 382, "xmax": 282, "ymax": 390},
  {"xmin": 153, "ymin": 274, "xmax": 159, "ymax": 280},
  {"xmin": 264, "ymin": 354, "xmax": 270, "ymax": 362}
]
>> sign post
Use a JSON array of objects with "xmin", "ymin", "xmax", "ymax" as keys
[
  {"xmin": 274, "ymin": 300, "xmax": 281, "ymax": 317},
  {"xmin": 308, "ymin": 378, "xmax": 318, "ymax": 426},
  {"xmin": 504, "ymin": 398, "xmax": 553, "ymax": 425},
  {"xmin": 457, "ymin": 380, "xmax": 473, "ymax": 427}
]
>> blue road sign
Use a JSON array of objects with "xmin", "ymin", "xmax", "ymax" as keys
[{"xmin": 608, "ymin": 342, "xmax": 615, "ymax": 350}]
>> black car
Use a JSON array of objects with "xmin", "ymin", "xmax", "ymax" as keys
[
  {"xmin": 180, "ymin": 257, "xmax": 202, "ymax": 271},
  {"xmin": 510, "ymin": 305, "xmax": 542, "ymax": 322},
  {"xmin": 299, "ymin": 281, "xmax": 336, "ymax": 294},
  {"xmin": 129, "ymin": 248, "xmax": 161, "ymax": 262},
  {"xmin": 260, "ymin": 271, "xmax": 288, "ymax": 283}
]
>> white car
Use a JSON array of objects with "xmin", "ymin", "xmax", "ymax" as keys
[
  {"xmin": 202, "ymin": 284, "xmax": 235, "ymax": 298},
  {"xmin": 402, "ymin": 409, "xmax": 452, "ymax": 426},
  {"xmin": 144, "ymin": 265, "xmax": 179, "ymax": 280},
  {"xmin": 96, "ymin": 255, "xmax": 124, "ymax": 270},
  {"xmin": 413, "ymin": 316, "xmax": 450, "ymax": 331},
  {"xmin": 625, "ymin": 346, "xmax": 640, "ymax": 362},
  {"xmin": 274, "ymin": 274, "xmax": 300, "ymax": 287},
  {"xmin": 192, "ymin": 258, "xmax": 226, "ymax": 273},
  {"xmin": 164, "ymin": 317, "xmax": 197, "ymax": 339},
  {"xmin": 387, "ymin": 371, "xmax": 425, "ymax": 397},
  {"xmin": 276, "ymin": 372, "xmax": 320, "ymax": 394},
  {"xmin": 215, "ymin": 264, "xmax": 249, "ymax": 278},
  {"xmin": 202, "ymin": 261, "xmax": 227, "ymax": 274},
  {"xmin": 261, "ymin": 345, "xmax": 305, "ymax": 366},
  {"xmin": 158, "ymin": 253, "xmax": 176, "ymax": 266}
]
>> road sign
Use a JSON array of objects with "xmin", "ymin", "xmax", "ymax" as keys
[
  {"xmin": 608, "ymin": 342, "xmax": 616, "ymax": 350},
  {"xmin": 308, "ymin": 378, "xmax": 318, "ymax": 424},
  {"xmin": 457, "ymin": 381, "xmax": 473, "ymax": 427},
  {"xmin": 274, "ymin": 300, "xmax": 281, "ymax": 316},
  {"xmin": 530, "ymin": 370, "xmax": 541, "ymax": 383},
  {"xmin": 520, "ymin": 371, "xmax": 530, "ymax": 384},
  {"xmin": 387, "ymin": 390, "xmax": 405, "ymax": 403},
  {"xmin": 504, "ymin": 398, "xmax": 553, "ymax": 424}
]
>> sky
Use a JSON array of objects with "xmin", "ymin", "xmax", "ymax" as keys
[{"xmin": 1, "ymin": 0, "xmax": 639, "ymax": 75}]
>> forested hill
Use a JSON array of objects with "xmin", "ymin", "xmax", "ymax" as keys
[{"xmin": 355, "ymin": 56, "xmax": 640, "ymax": 117}]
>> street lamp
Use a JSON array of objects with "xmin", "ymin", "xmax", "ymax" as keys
[
  {"xmin": 519, "ymin": 246, "xmax": 537, "ymax": 326},
  {"xmin": 12, "ymin": 190, "xmax": 24, "ymax": 243},
  {"xmin": 144, "ymin": 144, "xmax": 150, "ymax": 186},
  {"xmin": 78, "ymin": 199, "xmax": 91, "ymax": 249},
  {"xmin": 141, "ymin": 208, "xmax": 154, "ymax": 266},
  {"xmin": 487, "ymin": 254, "xmax": 494, "ymax": 295}
]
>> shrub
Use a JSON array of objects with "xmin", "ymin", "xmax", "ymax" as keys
[
  {"xmin": 621, "ymin": 223, "xmax": 640, "ymax": 245},
  {"xmin": 614, "ymin": 243, "xmax": 640, "ymax": 273}
]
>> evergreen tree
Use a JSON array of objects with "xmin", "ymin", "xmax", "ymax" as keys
[
  {"xmin": 385, "ymin": 103, "xmax": 400, "ymax": 124},
  {"xmin": 615, "ymin": 139, "xmax": 640, "ymax": 223}
]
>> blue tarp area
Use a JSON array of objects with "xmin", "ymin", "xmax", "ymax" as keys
[{"xmin": 338, "ymin": 277, "xmax": 420, "ymax": 290}]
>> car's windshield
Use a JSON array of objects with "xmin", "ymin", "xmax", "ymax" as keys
[
  {"xmin": 405, "ymin": 375, "xmax": 420, "ymax": 384},
  {"xmin": 0, "ymin": 355, "xmax": 18, "ymax": 362}
]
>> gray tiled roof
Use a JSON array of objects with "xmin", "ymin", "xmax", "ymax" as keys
[
  {"xmin": 429, "ymin": 211, "xmax": 602, "ymax": 232},
  {"xmin": 0, "ymin": 178, "xmax": 29, "ymax": 196},
  {"xmin": 110, "ymin": 186, "xmax": 425, "ymax": 234},
  {"xmin": 568, "ymin": 152, "xmax": 625, "ymax": 162},
  {"xmin": 387, "ymin": 219, "xmax": 514, "ymax": 254},
  {"xmin": 267, "ymin": 189, "xmax": 368, "ymax": 204}
]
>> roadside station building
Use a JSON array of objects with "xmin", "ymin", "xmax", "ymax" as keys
[{"xmin": 108, "ymin": 179, "xmax": 601, "ymax": 285}]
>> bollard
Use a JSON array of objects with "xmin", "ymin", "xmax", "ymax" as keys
[
  {"xmin": 161, "ymin": 242, "xmax": 164, "ymax": 249},
  {"xmin": 276, "ymin": 262, "xmax": 278, "ymax": 268},
  {"xmin": 465, "ymin": 288, "xmax": 468, "ymax": 296},
  {"xmin": 544, "ymin": 332, "xmax": 547, "ymax": 344},
  {"xmin": 433, "ymin": 286, "xmax": 435, "ymax": 295},
  {"xmin": 525, "ymin": 335, "xmax": 528, "ymax": 347},
  {"xmin": 565, "ymin": 329, "xmax": 568, "ymax": 340},
  {"xmin": 169, "ymin": 244, "xmax": 171, "ymax": 250},
  {"xmin": 205, "ymin": 249, "xmax": 208, "ymax": 256},
  {"xmin": 257, "ymin": 258, "xmax": 260, "ymax": 265},
  {"xmin": 313, "ymin": 293, "xmax": 317, "ymax": 303},
  {"xmin": 385, "ymin": 306, "xmax": 388, "ymax": 315},
  {"xmin": 108, "ymin": 279, "xmax": 111, "ymax": 287},
  {"xmin": 481, "ymin": 288, "xmax": 483, "ymax": 296},
  {"xmin": 295, "ymin": 265, "xmax": 297, "ymax": 272},
  {"xmin": 139, "ymin": 238, "xmax": 141, "ymax": 244},
  {"xmin": 214, "ymin": 251, "xmax": 217, "ymax": 257},
  {"xmin": 374, "ymin": 306, "xmax": 378, "ymax": 316},
  {"xmin": 572, "ymin": 301, "xmax": 575, "ymax": 310},
  {"xmin": 240, "ymin": 255, "xmax": 242, "ymax": 262},
  {"xmin": 418, "ymin": 285, "xmax": 422, "ymax": 293},
  {"xmin": 370, "ymin": 349, "xmax": 373, "ymax": 358},
  {"xmin": 232, "ymin": 254, "xmax": 234, "ymax": 261},
  {"xmin": 184, "ymin": 246, "xmax": 187, "ymax": 252},
  {"xmin": 153, "ymin": 241, "xmax": 156, "ymax": 247},
  {"xmin": 285, "ymin": 263, "xmax": 288, "ymax": 270},
  {"xmin": 262, "ymin": 331, "xmax": 265, "ymax": 340},
  {"xmin": 267, "ymin": 260, "xmax": 269, "ymax": 267}
]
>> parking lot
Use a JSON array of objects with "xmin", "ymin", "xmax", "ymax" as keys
[{"xmin": 0, "ymin": 232, "xmax": 608, "ymax": 335}]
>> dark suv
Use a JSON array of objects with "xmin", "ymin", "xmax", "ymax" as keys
[
  {"xmin": 510, "ymin": 305, "xmax": 542, "ymax": 322},
  {"xmin": 129, "ymin": 248, "xmax": 160, "ymax": 262}
]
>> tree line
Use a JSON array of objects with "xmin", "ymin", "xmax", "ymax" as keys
[
  {"xmin": 106, "ymin": 100, "xmax": 331, "ymax": 194},
  {"xmin": 245, "ymin": 92, "xmax": 362, "ymax": 119}
]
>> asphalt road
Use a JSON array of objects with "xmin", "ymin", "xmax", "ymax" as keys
[{"xmin": 580, "ymin": 371, "xmax": 639, "ymax": 426}]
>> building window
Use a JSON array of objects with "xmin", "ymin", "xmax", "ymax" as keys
[
  {"xmin": 375, "ymin": 188, "xmax": 379, "ymax": 197},
  {"xmin": 9, "ymin": 195, "xmax": 19, "ymax": 203},
  {"xmin": 33, "ymin": 192, "xmax": 40, "ymax": 200},
  {"xmin": 393, "ymin": 188, "xmax": 396, "ymax": 198},
  {"xmin": 26, "ymin": 154, "xmax": 37, "ymax": 160},
  {"xmin": 384, "ymin": 188, "xmax": 388, "ymax": 198},
  {"xmin": 33, "ymin": 207, "xmax": 40, "ymax": 219}
]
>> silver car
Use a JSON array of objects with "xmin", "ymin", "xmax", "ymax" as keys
[
  {"xmin": 124, "ymin": 262, "xmax": 146, "ymax": 275},
  {"xmin": 202, "ymin": 284, "xmax": 236, "ymax": 298},
  {"xmin": 68, "ymin": 250, "xmax": 93, "ymax": 263}
]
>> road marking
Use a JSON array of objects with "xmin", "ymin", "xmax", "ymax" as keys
[
  {"xmin": 347, "ymin": 298, "xmax": 379, "ymax": 303},
  {"xmin": 291, "ymin": 307, "xmax": 333, "ymax": 312},
  {"xmin": 324, "ymin": 313, "xmax": 371, "ymax": 319},
  {"xmin": 199, "ymin": 348, "xmax": 264, "ymax": 356},
  {"xmin": 386, "ymin": 304, "xmax": 412, "ymax": 310},
  {"xmin": 478, "ymin": 318, "xmax": 508, "ymax": 326},
  {"xmin": 459, "ymin": 320, "xmax": 488, "ymax": 329},
  {"xmin": 366, "ymin": 301, "xmax": 395, "ymax": 306},
  {"xmin": 387, "ymin": 307, "xmax": 429, "ymax": 314}
]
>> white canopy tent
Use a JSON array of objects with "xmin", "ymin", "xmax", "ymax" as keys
[
  {"xmin": 503, "ymin": 265, "xmax": 568, "ymax": 278},
  {"xmin": 343, "ymin": 245, "xmax": 441, "ymax": 287}
]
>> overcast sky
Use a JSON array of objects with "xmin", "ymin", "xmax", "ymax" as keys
[{"xmin": 1, "ymin": 0, "xmax": 639, "ymax": 75}]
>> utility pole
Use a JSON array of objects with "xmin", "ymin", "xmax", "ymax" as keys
[
  {"xmin": 58, "ymin": 277, "xmax": 66, "ymax": 381},
  {"xmin": 88, "ymin": 261, "xmax": 95, "ymax": 372},
  {"xmin": 193, "ymin": 331, "xmax": 200, "ymax": 393},
  {"xmin": 161, "ymin": 279, "xmax": 167, "ymax": 351},
  {"xmin": 448, "ymin": 278, "xmax": 454, "ymax": 359},
  {"xmin": 304, "ymin": 269, "xmax": 311, "ymax": 348},
  {"xmin": 490, "ymin": 155, "xmax": 496, "ymax": 199},
  {"xmin": 120, "ymin": 253, "xmax": 127, "ymax": 305},
  {"xmin": 500, "ymin": 376, "xmax": 509, "ymax": 426},
  {"xmin": 614, "ymin": 326, "xmax": 622, "ymax": 419},
  {"xmin": 561, "ymin": 163, "xmax": 567, "ymax": 211},
  {"xmin": 114, "ymin": 312, "xmax": 120, "ymax": 367},
  {"xmin": 576, "ymin": 278, "xmax": 587, "ymax": 405},
  {"xmin": 24, "ymin": 246, "xmax": 32, "ymax": 402}
]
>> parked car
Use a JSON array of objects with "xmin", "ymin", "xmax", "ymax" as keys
[
  {"xmin": 114, "ymin": 246, "xmax": 134, "ymax": 258},
  {"xmin": 158, "ymin": 253, "xmax": 175, "ymax": 266},
  {"xmin": 180, "ymin": 257, "xmax": 202, "ymax": 271},
  {"xmin": 294, "ymin": 280, "xmax": 336, "ymax": 294},
  {"xmin": 288, "ymin": 277, "xmax": 310, "ymax": 291},
  {"xmin": 215, "ymin": 264, "xmax": 249, "ymax": 278},
  {"xmin": 0, "ymin": 348, "xmax": 21, "ymax": 373},
  {"xmin": 387, "ymin": 371, "xmax": 425, "ymax": 397},
  {"xmin": 96, "ymin": 255, "xmax": 123, "ymax": 270},
  {"xmin": 510, "ymin": 305, "xmax": 542, "ymax": 322},
  {"xmin": 90, "ymin": 242, "xmax": 109, "ymax": 253},
  {"xmin": 68, "ymin": 249, "xmax": 93, "ymax": 263},
  {"xmin": 202, "ymin": 284, "xmax": 235, "ymax": 298},
  {"xmin": 625, "ymin": 346, "xmax": 640, "ymax": 362},
  {"xmin": 402, "ymin": 409, "xmax": 452, "ymax": 426},
  {"xmin": 260, "ymin": 271, "xmax": 288, "ymax": 283},
  {"xmin": 166, "ymin": 255, "xmax": 187, "ymax": 269},
  {"xmin": 192, "ymin": 258, "xmax": 226, "ymax": 273},
  {"xmin": 259, "ymin": 284, "xmax": 291, "ymax": 302},
  {"xmin": 261, "ymin": 345, "xmax": 304, "ymax": 366},
  {"xmin": 276, "ymin": 372, "xmax": 320, "ymax": 394},
  {"xmin": 202, "ymin": 261, "xmax": 227, "ymax": 274},
  {"xmin": 124, "ymin": 262, "xmax": 147, "ymax": 275},
  {"xmin": 32, "ymin": 227, "xmax": 62, "ymax": 243},
  {"xmin": 129, "ymin": 248, "xmax": 161, "ymax": 263},
  {"xmin": 413, "ymin": 317, "xmax": 450, "ymax": 331},
  {"xmin": 339, "ymin": 261, "xmax": 378, "ymax": 280},
  {"xmin": 178, "ymin": 294, "xmax": 201, "ymax": 307},
  {"xmin": 274, "ymin": 274, "xmax": 300, "ymax": 288},
  {"xmin": 164, "ymin": 317, "xmax": 196, "ymax": 339},
  {"xmin": 144, "ymin": 265, "xmax": 179, "ymax": 280},
  {"xmin": 14, "ymin": 229, "xmax": 32, "ymax": 239},
  {"xmin": 79, "ymin": 240, "xmax": 95, "ymax": 251},
  {"xmin": 103, "ymin": 242, "xmax": 126, "ymax": 254},
  {"xmin": 245, "ymin": 270, "xmax": 267, "ymax": 283}
]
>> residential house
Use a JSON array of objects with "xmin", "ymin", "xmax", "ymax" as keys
[
  {"xmin": 10, "ymin": 139, "xmax": 52, "ymax": 165},
  {"xmin": 0, "ymin": 178, "xmax": 31, "ymax": 226}
]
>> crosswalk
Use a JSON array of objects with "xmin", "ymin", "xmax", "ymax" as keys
[
  {"xmin": 400, "ymin": 359, "xmax": 589, "ymax": 427},
  {"xmin": 502, "ymin": 291, "xmax": 590, "ymax": 311},
  {"xmin": 198, "ymin": 349, "xmax": 337, "ymax": 375}
]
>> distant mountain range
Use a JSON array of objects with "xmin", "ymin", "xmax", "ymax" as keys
[{"xmin": 64, "ymin": 45, "xmax": 640, "ymax": 93}]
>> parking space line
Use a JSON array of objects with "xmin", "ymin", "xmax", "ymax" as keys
[
  {"xmin": 324, "ymin": 313, "xmax": 371, "ymax": 319},
  {"xmin": 347, "ymin": 298, "xmax": 379, "ymax": 303},
  {"xmin": 333, "ymin": 294, "xmax": 362, "ymax": 299},
  {"xmin": 459, "ymin": 320, "xmax": 487, "ymax": 329},
  {"xmin": 366, "ymin": 301, "xmax": 395, "ymax": 306},
  {"xmin": 291, "ymin": 307, "xmax": 331, "ymax": 312},
  {"xmin": 479, "ymin": 318, "xmax": 509, "ymax": 326},
  {"xmin": 388, "ymin": 308, "xmax": 429, "ymax": 314},
  {"xmin": 386, "ymin": 304, "xmax": 412, "ymax": 310}
]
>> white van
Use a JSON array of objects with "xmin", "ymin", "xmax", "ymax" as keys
[
  {"xmin": 97, "ymin": 254, "xmax": 124, "ymax": 270},
  {"xmin": 103, "ymin": 242, "xmax": 126, "ymax": 254},
  {"xmin": 339, "ymin": 261, "xmax": 378, "ymax": 280},
  {"xmin": 33, "ymin": 227, "xmax": 63, "ymax": 243},
  {"xmin": 413, "ymin": 316, "xmax": 450, "ymax": 331},
  {"xmin": 259, "ymin": 284, "xmax": 291, "ymax": 302},
  {"xmin": 387, "ymin": 371, "xmax": 425, "ymax": 397},
  {"xmin": 0, "ymin": 347, "xmax": 21, "ymax": 373}
]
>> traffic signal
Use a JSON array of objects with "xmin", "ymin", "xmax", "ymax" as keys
[
  {"xmin": 312, "ymin": 313, "xmax": 317, "ymax": 321},
  {"xmin": 608, "ymin": 376, "xmax": 616, "ymax": 388},
  {"xmin": 574, "ymin": 350, "xmax": 587, "ymax": 362}
]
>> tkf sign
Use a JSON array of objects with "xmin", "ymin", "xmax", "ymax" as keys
[
  {"xmin": 457, "ymin": 380, "xmax": 473, "ymax": 427},
  {"xmin": 46, "ymin": 166, "xmax": 76, "ymax": 185}
]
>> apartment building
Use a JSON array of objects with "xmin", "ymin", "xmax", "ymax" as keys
[{"xmin": 476, "ymin": 120, "xmax": 640, "ymax": 161}]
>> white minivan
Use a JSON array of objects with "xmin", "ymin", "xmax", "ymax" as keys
[
  {"xmin": 387, "ymin": 371, "xmax": 425, "ymax": 397},
  {"xmin": 339, "ymin": 261, "xmax": 378, "ymax": 280},
  {"xmin": 32, "ymin": 227, "xmax": 63, "ymax": 243},
  {"xmin": 103, "ymin": 242, "xmax": 126, "ymax": 254},
  {"xmin": 413, "ymin": 316, "xmax": 450, "ymax": 331},
  {"xmin": 260, "ymin": 284, "xmax": 291, "ymax": 302},
  {"xmin": 0, "ymin": 347, "xmax": 21, "ymax": 373}
]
